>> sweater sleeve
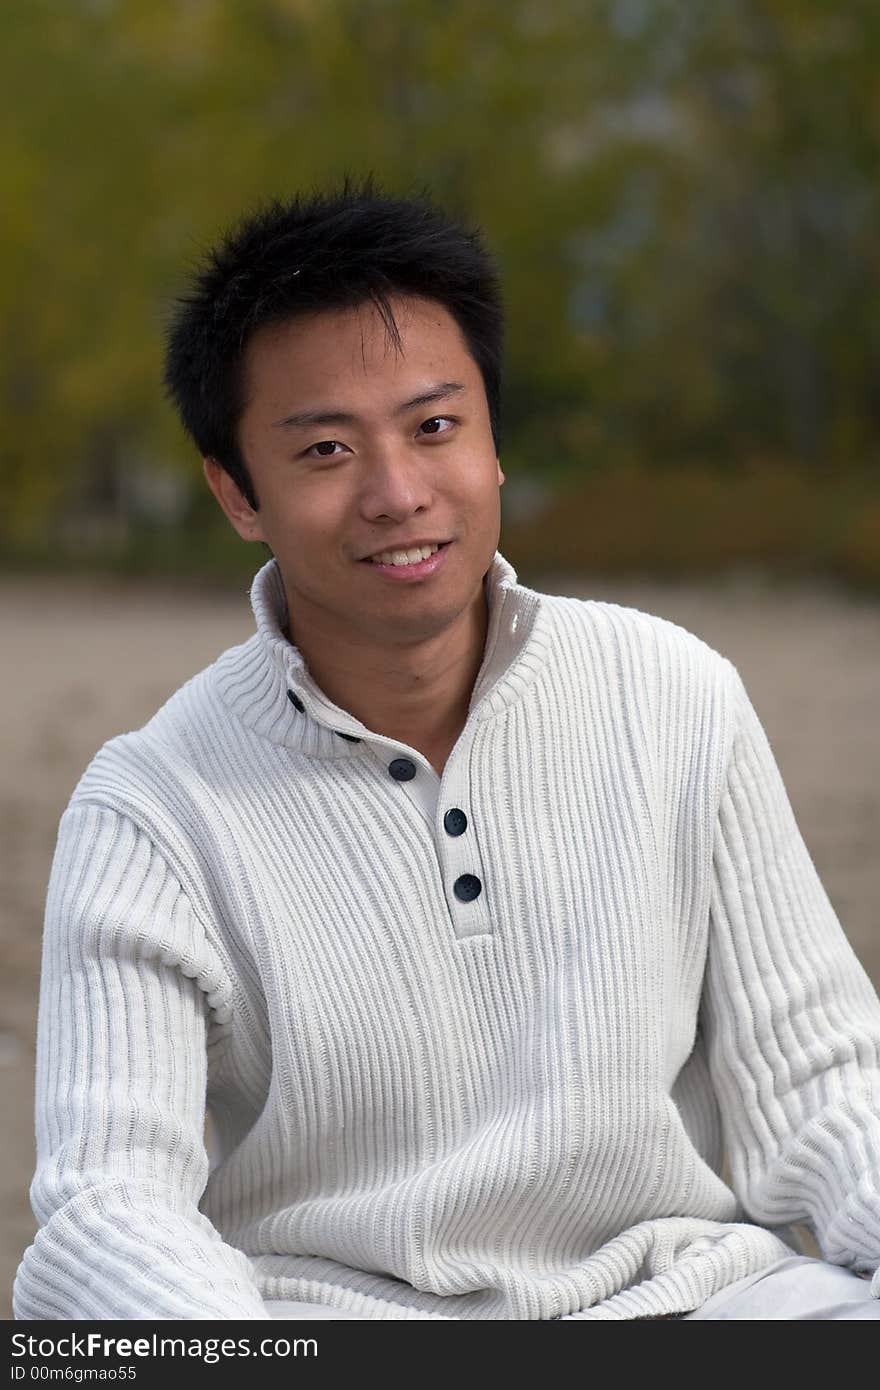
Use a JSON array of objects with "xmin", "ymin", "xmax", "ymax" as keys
[
  {"xmin": 13, "ymin": 801, "xmax": 271, "ymax": 1320},
  {"xmin": 700, "ymin": 662, "xmax": 880, "ymax": 1296}
]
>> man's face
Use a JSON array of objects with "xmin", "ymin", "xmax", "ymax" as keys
[{"xmin": 220, "ymin": 294, "xmax": 505, "ymax": 653}]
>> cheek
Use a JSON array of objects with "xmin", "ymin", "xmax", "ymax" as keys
[
  {"xmin": 260, "ymin": 482, "xmax": 320, "ymax": 537},
  {"xmin": 474, "ymin": 470, "xmax": 503, "ymax": 510},
  {"xmin": 274, "ymin": 501, "xmax": 353, "ymax": 569},
  {"xmin": 456, "ymin": 454, "xmax": 497, "ymax": 496}
]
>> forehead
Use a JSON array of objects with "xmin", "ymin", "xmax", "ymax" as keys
[{"xmin": 241, "ymin": 295, "xmax": 477, "ymax": 405}]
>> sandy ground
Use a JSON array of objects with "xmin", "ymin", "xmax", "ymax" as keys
[{"xmin": 2, "ymin": 566, "xmax": 878, "ymax": 1319}]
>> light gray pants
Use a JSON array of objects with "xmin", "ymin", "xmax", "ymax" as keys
[{"xmin": 680, "ymin": 1254, "xmax": 879, "ymax": 1319}]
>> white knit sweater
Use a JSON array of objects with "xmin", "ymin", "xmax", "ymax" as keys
[{"xmin": 15, "ymin": 551, "xmax": 880, "ymax": 1320}]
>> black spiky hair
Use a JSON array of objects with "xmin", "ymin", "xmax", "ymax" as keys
[{"xmin": 163, "ymin": 171, "xmax": 505, "ymax": 509}]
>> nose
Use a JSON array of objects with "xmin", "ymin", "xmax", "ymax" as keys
[{"xmin": 358, "ymin": 441, "xmax": 435, "ymax": 524}]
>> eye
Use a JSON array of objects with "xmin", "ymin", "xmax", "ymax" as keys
[
  {"xmin": 419, "ymin": 415, "xmax": 457, "ymax": 436},
  {"xmin": 303, "ymin": 439, "xmax": 346, "ymax": 458}
]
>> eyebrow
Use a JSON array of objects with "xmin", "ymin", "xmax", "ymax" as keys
[{"xmin": 271, "ymin": 380, "xmax": 467, "ymax": 431}]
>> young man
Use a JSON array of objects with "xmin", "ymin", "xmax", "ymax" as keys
[{"xmin": 15, "ymin": 177, "xmax": 880, "ymax": 1320}]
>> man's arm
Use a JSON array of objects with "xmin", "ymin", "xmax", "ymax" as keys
[
  {"xmin": 700, "ymin": 662, "xmax": 880, "ymax": 1296},
  {"xmin": 13, "ymin": 802, "xmax": 270, "ymax": 1320}
]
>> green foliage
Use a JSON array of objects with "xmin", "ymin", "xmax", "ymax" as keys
[{"xmin": 1, "ymin": 1, "xmax": 879, "ymax": 580}]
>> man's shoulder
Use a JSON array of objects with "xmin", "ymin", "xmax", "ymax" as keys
[
  {"xmin": 534, "ymin": 586, "xmax": 741, "ymax": 785},
  {"xmin": 67, "ymin": 632, "xmax": 261, "ymax": 820},
  {"xmin": 537, "ymin": 585, "xmax": 734, "ymax": 685}
]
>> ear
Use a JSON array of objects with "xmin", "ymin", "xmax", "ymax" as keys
[
  {"xmin": 202, "ymin": 457, "xmax": 266, "ymax": 542},
  {"xmin": 497, "ymin": 459, "xmax": 505, "ymax": 487}
]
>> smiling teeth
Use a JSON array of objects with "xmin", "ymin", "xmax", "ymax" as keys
[{"xmin": 370, "ymin": 544, "xmax": 441, "ymax": 566}]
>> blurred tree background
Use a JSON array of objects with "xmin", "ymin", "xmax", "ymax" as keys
[{"xmin": 2, "ymin": 0, "xmax": 879, "ymax": 586}]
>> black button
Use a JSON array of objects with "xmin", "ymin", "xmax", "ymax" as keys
[
  {"xmin": 388, "ymin": 757, "xmax": 417, "ymax": 781},
  {"xmin": 287, "ymin": 690, "xmax": 305, "ymax": 713},
  {"xmin": 335, "ymin": 731, "xmax": 362, "ymax": 743},
  {"xmin": 443, "ymin": 808, "xmax": 468, "ymax": 836},
  {"xmin": 453, "ymin": 874, "xmax": 482, "ymax": 902}
]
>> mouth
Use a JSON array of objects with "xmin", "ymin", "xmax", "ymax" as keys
[
  {"xmin": 360, "ymin": 539, "xmax": 454, "ymax": 579},
  {"xmin": 360, "ymin": 540, "xmax": 452, "ymax": 566}
]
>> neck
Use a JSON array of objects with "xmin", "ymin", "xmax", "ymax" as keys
[{"xmin": 283, "ymin": 588, "xmax": 490, "ymax": 763}]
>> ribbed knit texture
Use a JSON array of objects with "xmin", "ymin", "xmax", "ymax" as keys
[{"xmin": 14, "ymin": 551, "xmax": 880, "ymax": 1320}]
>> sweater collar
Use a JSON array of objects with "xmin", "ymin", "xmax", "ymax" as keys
[{"xmin": 213, "ymin": 550, "xmax": 552, "ymax": 755}]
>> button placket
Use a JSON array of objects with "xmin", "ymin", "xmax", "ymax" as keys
[
  {"xmin": 371, "ymin": 741, "xmax": 493, "ymax": 940},
  {"xmin": 435, "ymin": 762, "xmax": 493, "ymax": 941}
]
